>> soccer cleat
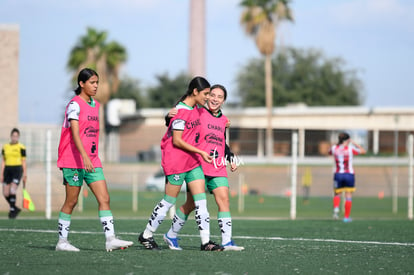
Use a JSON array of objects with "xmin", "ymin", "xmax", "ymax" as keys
[
  {"xmin": 222, "ymin": 240, "xmax": 245, "ymax": 251},
  {"xmin": 55, "ymin": 240, "xmax": 80, "ymax": 252},
  {"xmin": 105, "ymin": 236, "xmax": 133, "ymax": 252},
  {"xmin": 333, "ymin": 207, "xmax": 339, "ymax": 220},
  {"xmin": 138, "ymin": 232, "xmax": 160, "ymax": 250},
  {"xmin": 343, "ymin": 217, "xmax": 352, "ymax": 223},
  {"xmin": 9, "ymin": 207, "xmax": 21, "ymax": 219},
  {"xmin": 200, "ymin": 240, "xmax": 224, "ymax": 251},
  {"xmin": 163, "ymin": 234, "xmax": 182, "ymax": 250}
]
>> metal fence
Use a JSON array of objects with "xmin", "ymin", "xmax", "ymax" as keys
[{"xmin": 0, "ymin": 126, "xmax": 412, "ymax": 217}]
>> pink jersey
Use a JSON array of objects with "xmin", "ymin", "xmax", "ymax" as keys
[
  {"xmin": 329, "ymin": 144, "xmax": 360, "ymax": 174},
  {"xmin": 198, "ymin": 106, "xmax": 228, "ymax": 177},
  {"xmin": 161, "ymin": 102, "xmax": 202, "ymax": 175},
  {"xmin": 57, "ymin": 96, "xmax": 102, "ymax": 169}
]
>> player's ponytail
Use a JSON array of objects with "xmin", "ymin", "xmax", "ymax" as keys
[{"xmin": 74, "ymin": 68, "xmax": 99, "ymax": 95}]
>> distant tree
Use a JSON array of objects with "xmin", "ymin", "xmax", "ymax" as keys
[
  {"xmin": 240, "ymin": 0, "xmax": 294, "ymax": 157},
  {"xmin": 67, "ymin": 27, "xmax": 127, "ymax": 106},
  {"xmin": 111, "ymin": 77, "xmax": 146, "ymax": 109},
  {"xmin": 237, "ymin": 47, "xmax": 364, "ymax": 106},
  {"xmin": 147, "ymin": 72, "xmax": 191, "ymax": 108}
]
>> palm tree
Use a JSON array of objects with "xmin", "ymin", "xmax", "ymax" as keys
[
  {"xmin": 240, "ymin": 0, "xmax": 293, "ymax": 158},
  {"xmin": 67, "ymin": 27, "xmax": 127, "ymax": 159}
]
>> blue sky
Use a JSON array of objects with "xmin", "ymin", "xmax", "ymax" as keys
[{"xmin": 1, "ymin": 0, "xmax": 413, "ymax": 124}]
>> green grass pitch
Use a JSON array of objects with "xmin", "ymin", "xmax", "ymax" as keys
[{"xmin": 0, "ymin": 192, "xmax": 413, "ymax": 274}]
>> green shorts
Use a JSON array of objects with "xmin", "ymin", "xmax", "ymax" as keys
[
  {"xmin": 61, "ymin": 168, "xmax": 105, "ymax": 186},
  {"xmin": 166, "ymin": 166, "xmax": 204, "ymax": 186},
  {"xmin": 205, "ymin": 176, "xmax": 229, "ymax": 193}
]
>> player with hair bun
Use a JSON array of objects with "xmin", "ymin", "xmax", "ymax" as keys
[{"xmin": 329, "ymin": 132, "xmax": 366, "ymax": 222}]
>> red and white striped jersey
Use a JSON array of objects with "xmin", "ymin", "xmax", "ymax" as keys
[{"xmin": 329, "ymin": 144, "xmax": 361, "ymax": 174}]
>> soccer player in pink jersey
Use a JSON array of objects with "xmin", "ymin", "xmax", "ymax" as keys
[
  {"xmin": 138, "ymin": 77, "xmax": 223, "ymax": 251},
  {"xmin": 56, "ymin": 68, "xmax": 133, "ymax": 252},
  {"xmin": 329, "ymin": 132, "xmax": 366, "ymax": 222},
  {"xmin": 163, "ymin": 84, "xmax": 244, "ymax": 251}
]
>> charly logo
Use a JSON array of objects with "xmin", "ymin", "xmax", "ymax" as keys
[
  {"xmin": 84, "ymin": 126, "xmax": 99, "ymax": 137},
  {"xmin": 87, "ymin": 115, "xmax": 99, "ymax": 121},
  {"xmin": 186, "ymin": 118, "xmax": 201, "ymax": 129},
  {"xmin": 211, "ymin": 147, "xmax": 244, "ymax": 169}
]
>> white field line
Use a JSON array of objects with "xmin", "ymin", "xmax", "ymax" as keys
[{"xmin": 1, "ymin": 228, "xmax": 414, "ymax": 247}]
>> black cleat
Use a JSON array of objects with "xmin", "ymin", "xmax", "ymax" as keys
[
  {"xmin": 138, "ymin": 232, "xmax": 160, "ymax": 250},
  {"xmin": 9, "ymin": 207, "xmax": 21, "ymax": 219},
  {"xmin": 200, "ymin": 240, "xmax": 224, "ymax": 251}
]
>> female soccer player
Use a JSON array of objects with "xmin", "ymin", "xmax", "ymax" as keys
[
  {"xmin": 56, "ymin": 68, "xmax": 133, "ymax": 252},
  {"xmin": 329, "ymin": 132, "xmax": 366, "ymax": 222},
  {"xmin": 1, "ymin": 128, "xmax": 27, "ymax": 219},
  {"xmin": 163, "ymin": 84, "xmax": 244, "ymax": 251},
  {"xmin": 138, "ymin": 76, "xmax": 223, "ymax": 251}
]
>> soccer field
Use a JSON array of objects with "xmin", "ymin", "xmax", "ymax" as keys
[{"xmin": 0, "ymin": 217, "xmax": 413, "ymax": 274}]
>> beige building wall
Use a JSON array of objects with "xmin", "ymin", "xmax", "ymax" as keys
[{"xmin": 0, "ymin": 24, "xmax": 19, "ymax": 141}]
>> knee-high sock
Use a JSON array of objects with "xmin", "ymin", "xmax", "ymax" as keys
[
  {"xmin": 344, "ymin": 199, "xmax": 352, "ymax": 218},
  {"xmin": 194, "ymin": 193, "xmax": 210, "ymax": 245},
  {"xmin": 218, "ymin": 211, "xmax": 232, "ymax": 245},
  {"xmin": 143, "ymin": 195, "xmax": 176, "ymax": 238},
  {"xmin": 167, "ymin": 208, "xmax": 188, "ymax": 239},
  {"xmin": 99, "ymin": 210, "xmax": 115, "ymax": 239},
  {"xmin": 333, "ymin": 195, "xmax": 341, "ymax": 210},
  {"xmin": 4, "ymin": 195, "xmax": 10, "ymax": 207},
  {"xmin": 58, "ymin": 212, "xmax": 71, "ymax": 240},
  {"xmin": 8, "ymin": 194, "xmax": 16, "ymax": 210}
]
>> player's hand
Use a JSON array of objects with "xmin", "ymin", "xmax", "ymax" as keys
[
  {"xmin": 168, "ymin": 108, "xmax": 178, "ymax": 118},
  {"xmin": 22, "ymin": 175, "xmax": 27, "ymax": 188},
  {"xmin": 200, "ymin": 151, "xmax": 213, "ymax": 163},
  {"xmin": 230, "ymin": 162, "xmax": 238, "ymax": 172},
  {"xmin": 83, "ymin": 157, "xmax": 95, "ymax": 172}
]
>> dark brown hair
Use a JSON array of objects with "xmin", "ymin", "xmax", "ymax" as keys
[{"xmin": 338, "ymin": 132, "xmax": 350, "ymax": 145}]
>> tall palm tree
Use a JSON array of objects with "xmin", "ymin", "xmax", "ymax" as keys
[
  {"xmin": 240, "ymin": 0, "xmax": 293, "ymax": 158},
  {"xmin": 67, "ymin": 27, "xmax": 127, "ymax": 159},
  {"xmin": 67, "ymin": 27, "xmax": 127, "ymax": 106}
]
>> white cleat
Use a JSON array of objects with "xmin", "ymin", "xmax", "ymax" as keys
[
  {"xmin": 56, "ymin": 240, "xmax": 80, "ymax": 252},
  {"xmin": 333, "ymin": 207, "xmax": 340, "ymax": 220},
  {"xmin": 105, "ymin": 236, "xmax": 133, "ymax": 252},
  {"xmin": 223, "ymin": 240, "xmax": 245, "ymax": 251}
]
